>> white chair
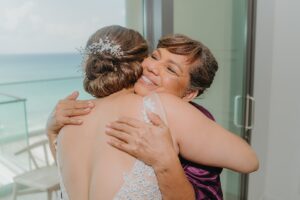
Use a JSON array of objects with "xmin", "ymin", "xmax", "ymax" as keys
[{"xmin": 11, "ymin": 139, "xmax": 60, "ymax": 200}]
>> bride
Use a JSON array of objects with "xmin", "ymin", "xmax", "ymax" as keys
[{"xmin": 56, "ymin": 25, "xmax": 257, "ymax": 200}]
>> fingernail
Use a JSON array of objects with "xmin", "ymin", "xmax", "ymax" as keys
[
  {"xmin": 88, "ymin": 101, "xmax": 94, "ymax": 107},
  {"xmin": 105, "ymin": 127, "xmax": 111, "ymax": 132},
  {"xmin": 77, "ymin": 119, "xmax": 83, "ymax": 123},
  {"xmin": 84, "ymin": 108, "xmax": 91, "ymax": 112},
  {"xmin": 107, "ymin": 139, "xmax": 113, "ymax": 145},
  {"xmin": 72, "ymin": 91, "xmax": 79, "ymax": 97}
]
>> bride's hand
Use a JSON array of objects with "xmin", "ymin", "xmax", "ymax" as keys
[
  {"xmin": 46, "ymin": 91, "xmax": 94, "ymax": 136},
  {"xmin": 105, "ymin": 112, "xmax": 178, "ymax": 170}
]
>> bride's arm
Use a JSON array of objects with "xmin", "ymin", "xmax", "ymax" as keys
[{"xmin": 159, "ymin": 93, "xmax": 259, "ymax": 173}]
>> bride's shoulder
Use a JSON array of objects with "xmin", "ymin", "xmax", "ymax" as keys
[
  {"xmin": 151, "ymin": 92, "xmax": 184, "ymax": 105},
  {"xmin": 121, "ymin": 92, "xmax": 143, "ymax": 102},
  {"xmin": 113, "ymin": 93, "xmax": 144, "ymax": 110}
]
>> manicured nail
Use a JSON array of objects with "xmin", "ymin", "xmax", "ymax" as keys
[
  {"xmin": 107, "ymin": 139, "xmax": 113, "ymax": 145},
  {"xmin": 105, "ymin": 127, "xmax": 112, "ymax": 132},
  {"xmin": 88, "ymin": 101, "xmax": 94, "ymax": 107},
  {"xmin": 84, "ymin": 108, "xmax": 91, "ymax": 112}
]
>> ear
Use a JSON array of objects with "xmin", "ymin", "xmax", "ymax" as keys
[{"xmin": 182, "ymin": 89, "xmax": 199, "ymax": 102}]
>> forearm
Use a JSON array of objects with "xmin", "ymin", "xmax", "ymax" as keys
[
  {"xmin": 46, "ymin": 130, "xmax": 58, "ymax": 160},
  {"xmin": 105, "ymin": 113, "xmax": 196, "ymax": 199},
  {"xmin": 154, "ymin": 153, "xmax": 195, "ymax": 200}
]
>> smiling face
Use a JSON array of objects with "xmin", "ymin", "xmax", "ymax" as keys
[{"xmin": 134, "ymin": 48, "xmax": 198, "ymax": 100}]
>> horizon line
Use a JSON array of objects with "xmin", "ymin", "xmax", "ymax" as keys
[{"xmin": 0, "ymin": 52, "xmax": 79, "ymax": 56}]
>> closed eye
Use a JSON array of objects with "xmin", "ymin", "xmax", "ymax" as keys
[
  {"xmin": 167, "ymin": 66, "xmax": 178, "ymax": 75},
  {"xmin": 151, "ymin": 54, "xmax": 158, "ymax": 60}
]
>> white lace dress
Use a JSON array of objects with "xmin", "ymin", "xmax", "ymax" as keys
[{"xmin": 57, "ymin": 93, "xmax": 165, "ymax": 200}]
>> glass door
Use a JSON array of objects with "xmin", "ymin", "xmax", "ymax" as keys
[{"xmin": 173, "ymin": 0, "xmax": 252, "ymax": 199}]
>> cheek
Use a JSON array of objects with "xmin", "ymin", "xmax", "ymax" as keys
[
  {"xmin": 162, "ymin": 77, "xmax": 189, "ymax": 95},
  {"xmin": 134, "ymin": 82, "xmax": 148, "ymax": 96},
  {"xmin": 161, "ymin": 78, "xmax": 182, "ymax": 93}
]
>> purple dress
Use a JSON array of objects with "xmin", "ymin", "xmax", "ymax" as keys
[{"xmin": 180, "ymin": 102, "xmax": 223, "ymax": 200}]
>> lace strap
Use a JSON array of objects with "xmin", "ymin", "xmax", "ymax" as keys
[{"xmin": 142, "ymin": 93, "xmax": 168, "ymax": 126}]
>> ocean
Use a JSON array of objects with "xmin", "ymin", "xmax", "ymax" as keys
[{"xmin": 0, "ymin": 53, "xmax": 93, "ymax": 139}]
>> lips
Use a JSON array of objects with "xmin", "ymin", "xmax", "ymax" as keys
[
  {"xmin": 140, "ymin": 75, "xmax": 158, "ymax": 87},
  {"xmin": 141, "ymin": 75, "xmax": 153, "ymax": 84},
  {"xmin": 135, "ymin": 74, "xmax": 161, "ymax": 95}
]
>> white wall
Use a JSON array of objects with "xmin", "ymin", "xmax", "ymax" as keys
[{"xmin": 249, "ymin": 0, "xmax": 300, "ymax": 199}]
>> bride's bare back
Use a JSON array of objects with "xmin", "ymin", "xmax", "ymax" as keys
[{"xmin": 57, "ymin": 91, "xmax": 145, "ymax": 200}]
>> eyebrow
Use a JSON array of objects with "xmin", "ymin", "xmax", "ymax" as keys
[{"xmin": 157, "ymin": 49, "xmax": 183, "ymax": 73}]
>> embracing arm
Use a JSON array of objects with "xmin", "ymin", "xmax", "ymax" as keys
[
  {"xmin": 46, "ymin": 91, "xmax": 94, "ymax": 159},
  {"xmin": 154, "ymin": 152, "xmax": 196, "ymax": 200},
  {"xmin": 106, "ymin": 112, "xmax": 196, "ymax": 200},
  {"xmin": 146, "ymin": 113, "xmax": 195, "ymax": 200},
  {"xmin": 159, "ymin": 93, "xmax": 259, "ymax": 173}
]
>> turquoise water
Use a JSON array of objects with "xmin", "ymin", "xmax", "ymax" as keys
[
  {"xmin": 0, "ymin": 53, "xmax": 82, "ymax": 83},
  {"xmin": 0, "ymin": 53, "xmax": 93, "ymax": 138}
]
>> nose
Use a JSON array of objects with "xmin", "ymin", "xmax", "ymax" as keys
[{"xmin": 144, "ymin": 61, "xmax": 159, "ymax": 76}]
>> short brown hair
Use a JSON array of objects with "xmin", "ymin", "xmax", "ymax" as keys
[
  {"xmin": 83, "ymin": 25, "xmax": 148, "ymax": 98},
  {"xmin": 157, "ymin": 34, "xmax": 218, "ymax": 96}
]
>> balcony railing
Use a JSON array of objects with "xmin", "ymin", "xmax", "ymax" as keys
[{"xmin": 0, "ymin": 77, "xmax": 91, "ymax": 197}]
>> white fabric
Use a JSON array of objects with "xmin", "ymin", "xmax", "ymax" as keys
[{"xmin": 113, "ymin": 93, "xmax": 164, "ymax": 200}]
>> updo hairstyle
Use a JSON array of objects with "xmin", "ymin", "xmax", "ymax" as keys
[{"xmin": 83, "ymin": 25, "xmax": 148, "ymax": 98}]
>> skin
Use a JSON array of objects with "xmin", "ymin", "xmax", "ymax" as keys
[
  {"xmin": 106, "ymin": 112, "xmax": 192, "ymax": 200},
  {"xmin": 134, "ymin": 48, "xmax": 198, "ymax": 101},
  {"xmin": 47, "ymin": 48, "xmax": 198, "ymax": 199},
  {"xmin": 106, "ymin": 49, "xmax": 258, "ymax": 199},
  {"xmin": 47, "ymin": 48, "xmax": 258, "ymax": 200}
]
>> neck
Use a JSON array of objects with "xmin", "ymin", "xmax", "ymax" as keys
[{"xmin": 108, "ymin": 88, "xmax": 134, "ymax": 97}]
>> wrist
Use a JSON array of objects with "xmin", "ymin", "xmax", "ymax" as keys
[
  {"xmin": 153, "ymin": 150, "xmax": 179, "ymax": 173},
  {"xmin": 46, "ymin": 130, "xmax": 58, "ymax": 150},
  {"xmin": 46, "ymin": 129, "xmax": 58, "ymax": 137}
]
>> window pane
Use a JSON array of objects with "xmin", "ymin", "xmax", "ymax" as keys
[{"xmin": 0, "ymin": 0, "xmax": 144, "ymax": 198}]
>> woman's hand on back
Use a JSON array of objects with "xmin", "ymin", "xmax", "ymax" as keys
[
  {"xmin": 105, "ymin": 112, "xmax": 178, "ymax": 171},
  {"xmin": 46, "ymin": 91, "xmax": 94, "ymax": 159},
  {"xmin": 46, "ymin": 91, "xmax": 94, "ymax": 136}
]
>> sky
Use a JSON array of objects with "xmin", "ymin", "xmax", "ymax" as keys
[{"xmin": 0, "ymin": 0, "xmax": 126, "ymax": 54}]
